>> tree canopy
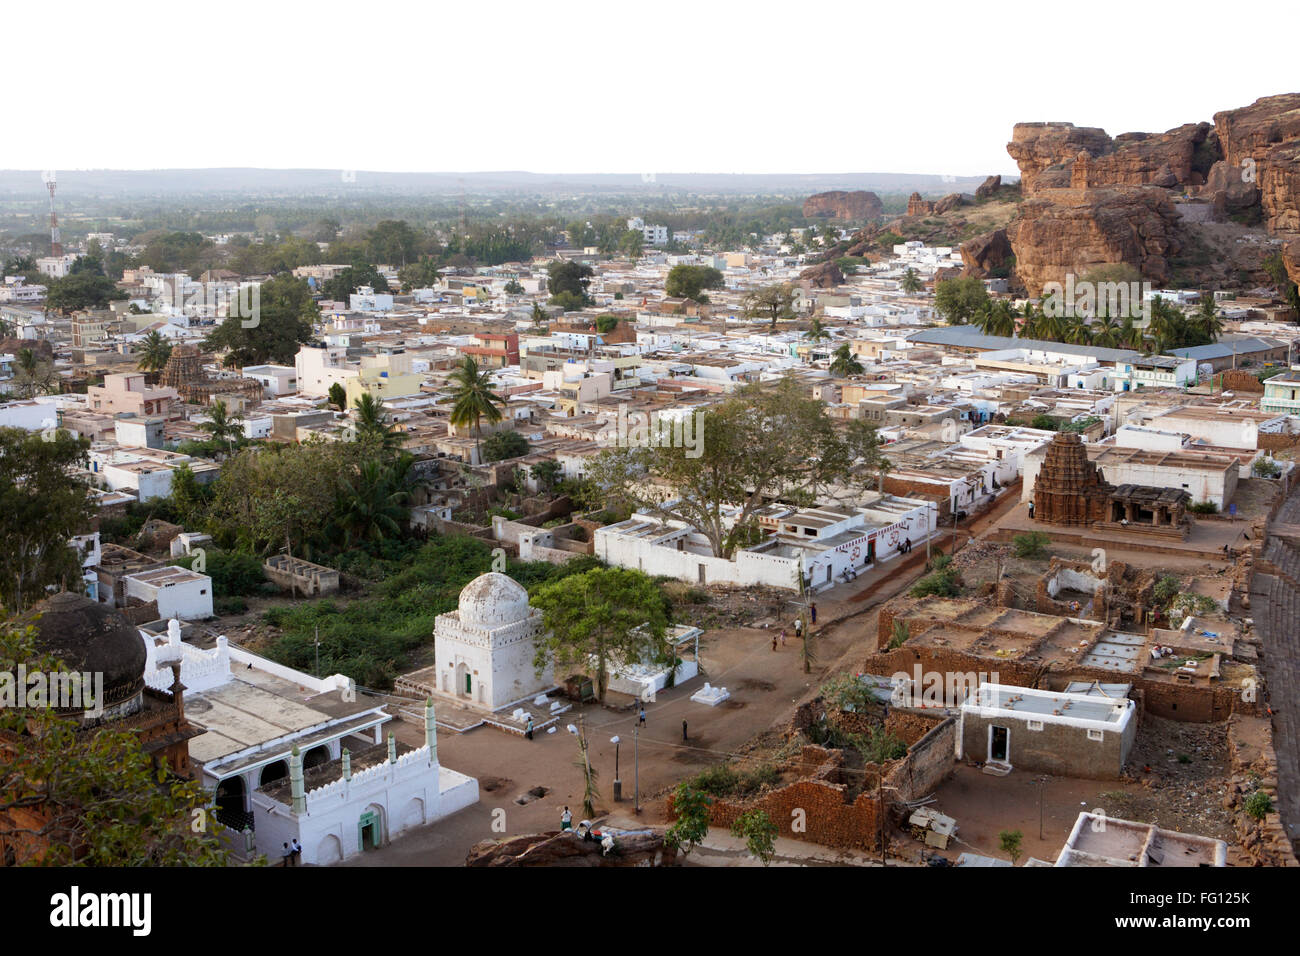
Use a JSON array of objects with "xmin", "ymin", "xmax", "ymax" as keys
[
  {"xmin": 665, "ymin": 264, "xmax": 724, "ymax": 302},
  {"xmin": 203, "ymin": 274, "xmax": 317, "ymax": 367}
]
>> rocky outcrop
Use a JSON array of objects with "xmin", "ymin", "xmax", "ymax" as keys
[
  {"xmin": 907, "ymin": 192, "xmax": 965, "ymax": 217},
  {"xmin": 1008, "ymin": 123, "xmax": 1111, "ymax": 195},
  {"xmin": 1204, "ymin": 94, "xmax": 1300, "ymax": 235},
  {"xmin": 1283, "ymin": 240, "xmax": 1300, "ymax": 285},
  {"xmin": 1071, "ymin": 123, "xmax": 1215, "ymax": 190},
  {"xmin": 975, "ymin": 174, "xmax": 1002, "ymax": 199},
  {"xmin": 803, "ymin": 190, "xmax": 883, "ymax": 220},
  {"xmin": 959, "ymin": 228, "xmax": 1012, "ymax": 278},
  {"xmin": 1007, "ymin": 187, "xmax": 1184, "ymax": 295},
  {"xmin": 466, "ymin": 828, "xmax": 681, "ymax": 867},
  {"xmin": 800, "ymin": 260, "xmax": 846, "ymax": 288}
]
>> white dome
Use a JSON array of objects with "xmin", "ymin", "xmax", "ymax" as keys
[{"xmin": 458, "ymin": 572, "xmax": 531, "ymax": 628}]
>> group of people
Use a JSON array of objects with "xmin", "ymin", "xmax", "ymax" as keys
[
  {"xmin": 281, "ymin": 839, "xmax": 302, "ymax": 866},
  {"xmin": 773, "ymin": 603, "xmax": 816, "ymax": 651}
]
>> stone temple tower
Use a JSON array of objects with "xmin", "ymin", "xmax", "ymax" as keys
[{"xmin": 1033, "ymin": 432, "xmax": 1113, "ymax": 526}]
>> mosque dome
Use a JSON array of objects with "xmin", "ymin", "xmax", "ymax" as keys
[
  {"xmin": 458, "ymin": 573, "xmax": 531, "ymax": 629},
  {"xmin": 21, "ymin": 592, "xmax": 147, "ymax": 717}
]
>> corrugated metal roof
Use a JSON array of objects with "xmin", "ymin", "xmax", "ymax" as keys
[{"xmin": 906, "ymin": 326, "xmax": 1140, "ymax": 363}]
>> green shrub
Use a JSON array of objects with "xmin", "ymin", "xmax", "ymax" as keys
[
  {"xmin": 1245, "ymin": 790, "xmax": 1273, "ymax": 820},
  {"xmin": 216, "ymin": 596, "xmax": 248, "ymax": 615},
  {"xmin": 911, "ymin": 569, "xmax": 960, "ymax": 598},
  {"xmin": 1152, "ymin": 575, "xmax": 1180, "ymax": 606},
  {"xmin": 1188, "ymin": 501, "xmax": 1218, "ymax": 514},
  {"xmin": 1012, "ymin": 531, "xmax": 1050, "ymax": 558},
  {"xmin": 1253, "ymin": 458, "xmax": 1281, "ymax": 478}
]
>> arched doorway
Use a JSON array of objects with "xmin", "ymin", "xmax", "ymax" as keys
[
  {"xmin": 259, "ymin": 760, "xmax": 288, "ymax": 787},
  {"xmin": 214, "ymin": 777, "xmax": 246, "ymax": 828},
  {"xmin": 303, "ymin": 745, "xmax": 330, "ymax": 771},
  {"xmin": 316, "ymin": 834, "xmax": 343, "ymax": 865},
  {"xmin": 455, "ymin": 662, "xmax": 470, "ymax": 699}
]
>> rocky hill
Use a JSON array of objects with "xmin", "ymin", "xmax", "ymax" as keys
[
  {"xmin": 962, "ymin": 93, "xmax": 1300, "ymax": 294},
  {"xmin": 802, "ymin": 190, "xmax": 883, "ymax": 221}
]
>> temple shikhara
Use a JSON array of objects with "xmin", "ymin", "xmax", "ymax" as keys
[{"xmin": 1033, "ymin": 432, "xmax": 1192, "ymax": 536}]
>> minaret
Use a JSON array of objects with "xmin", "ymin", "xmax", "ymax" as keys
[
  {"xmin": 387, "ymin": 731, "xmax": 397, "ymax": 764},
  {"xmin": 425, "ymin": 698, "xmax": 438, "ymax": 765},
  {"xmin": 341, "ymin": 748, "xmax": 352, "ymax": 781},
  {"xmin": 290, "ymin": 746, "xmax": 305, "ymax": 814}
]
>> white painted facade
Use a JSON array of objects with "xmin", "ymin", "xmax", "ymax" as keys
[{"xmin": 432, "ymin": 573, "xmax": 555, "ymax": 712}]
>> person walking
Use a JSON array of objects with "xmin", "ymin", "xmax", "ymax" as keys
[
  {"xmin": 525, "ymin": 717, "xmax": 534, "ymax": 740},
  {"xmin": 794, "ymin": 616, "xmax": 803, "ymax": 640},
  {"xmin": 771, "ymin": 632, "xmax": 778, "ymax": 651},
  {"xmin": 561, "ymin": 807, "xmax": 573, "ymax": 830},
  {"xmin": 810, "ymin": 601, "xmax": 817, "ymax": 625},
  {"xmin": 638, "ymin": 705, "xmax": 646, "ymax": 726},
  {"xmin": 779, "ymin": 627, "xmax": 787, "ymax": 647},
  {"xmin": 291, "ymin": 838, "xmax": 302, "ymax": 865},
  {"xmin": 681, "ymin": 719, "xmax": 688, "ymax": 742}
]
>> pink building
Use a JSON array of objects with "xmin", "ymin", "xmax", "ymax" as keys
[{"xmin": 87, "ymin": 373, "xmax": 178, "ymax": 419}]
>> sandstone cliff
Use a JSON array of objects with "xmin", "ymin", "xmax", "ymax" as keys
[
  {"xmin": 803, "ymin": 190, "xmax": 883, "ymax": 220},
  {"xmin": 800, "ymin": 260, "xmax": 846, "ymax": 288},
  {"xmin": 1007, "ymin": 187, "xmax": 1184, "ymax": 295},
  {"xmin": 960, "ymin": 228, "xmax": 1012, "ymax": 278},
  {"xmin": 1007, "ymin": 123, "xmax": 1111, "ymax": 195}
]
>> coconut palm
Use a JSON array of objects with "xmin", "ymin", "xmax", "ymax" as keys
[
  {"xmin": 1192, "ymin": 297, "xmax": 1223, "ymax": 342},
  {"xmin": 352, "ymin": 392, "xmax": 403, "ymax": 455},
  {"xmin": 332, "ymin": 456, "xmax": 412, "ymax": 545},
  {"xmin": 804, "ymin": 318, "xmax": 831, "ymax": 343},
  {"xmin": 136, "ymin": 330, "xmax": 172, "ymax": 373},
  {"xmin": 198, "ymin": 399, "xmax": 244, "ymax": 456},
  {"xmin": 829, "ymin": 343, "xmax": 864, "ymax": 378},
  {"xmin": 1092, "ymin": 315, "xmax": 1122, "ymax": 348},
  {"xmin": 1063, "ymin": 317, "xmax": 1093, "ymax": 346},
  {"xmin": 448, "ymin": 356, "xmax": 505, "ymax": 462},
  {"xmin": 900, "ymin": 267, "xmax": 923, "ymax": 294}
]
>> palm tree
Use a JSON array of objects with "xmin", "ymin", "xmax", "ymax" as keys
[
  {"xmin": 1092, "ymin": 315, "xmax": 1122, "ymax": 348},
  {"xmin": 333, "ymin": 457, "xmax": 412, "ymax": 545},
  {"xmin": 531, "ymin": 303, "xmax": 549, "ymax": 328},
  {"xmin": 804, "ymin": 318, "xmax": 831, "ymax": 343},
  {"xmin": 448, "ymin": 356, "xmax": 505, "ymax": 462},
  {"xmin": 136, "ymin": 330, "xmax": 172, "ymax": 373},
  {"xmin": 13, "ymin": 348, "xmax": 55, "ymax": 398},
  {"xmin": 829, "ymin": 344, "xmax": 864, "ymax": 378},
  {"xmin": 1063, "ymin": 317, "xmax": 1093, "ymax": 346},
  {"xmin": 900, "ymin": 267, "xmax": 923, "ymax": 294},
  {"xmin": 352, "ymin": 392, "xmax": 403, "ymax": 455},
  {"xmin": 199, "ymin": 399, "xmax": 244, "ymax": 456},
  {"xmin": 1193, "ymin": 297, "xmax": 1223, "ymax": 342}
]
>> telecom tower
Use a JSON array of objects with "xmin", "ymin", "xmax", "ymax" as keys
[{"xmin": 42, "ymin": 170, "xmax": 62, "ymax": 257}]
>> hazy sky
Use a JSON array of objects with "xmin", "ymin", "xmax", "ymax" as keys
[{"xmin": 12, "ymin": 0, "xmax": 1298, "ymax": 176}]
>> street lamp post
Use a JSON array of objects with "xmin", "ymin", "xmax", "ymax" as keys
[
  {"xmin": 611, "ymin": 735, "xmax": 622, "ymax": 802},
  {"xmin": 633, "ymin": 723, "xmax": 640, "ymax": 814}
]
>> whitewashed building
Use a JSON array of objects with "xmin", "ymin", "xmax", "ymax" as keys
[{"xmin": 432, "ymin": 572, "xmax": 556, "ymax": 711}]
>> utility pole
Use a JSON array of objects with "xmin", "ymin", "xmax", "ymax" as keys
[
  {"xmin": 314, "ymin": 624, "xmax": 320, "ymax": 678},
  {"xmin": 633, "ymin": 722, "xmax": 640, "ymax": 815}
]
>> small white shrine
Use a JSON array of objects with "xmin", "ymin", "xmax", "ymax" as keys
[{"xmin": 432, "ymin": 572, "xmax": 555, "ymax": 712}]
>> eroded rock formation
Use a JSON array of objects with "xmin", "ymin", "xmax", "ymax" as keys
[
  {"xmin": 959, "ymin": 228, "xmax": 1012, "ymax": 278},
  {"xmin": 800, "ymin": 260, "xmax": 846, "ymax": 288},
  {"xmin": 975, "ymin": 174, "xmax": 1002, "ymax": 199},
  {"xmin": 803, "ymin": 190, "xmax": 883, "ymax": 220},
  {"xmin": 1008, "ymin": 187, "xmax": 1184, "ymax": 294},
  {"xmin": 1008, "ymin": 123, "xmax": 1111, "ymax": 195}
]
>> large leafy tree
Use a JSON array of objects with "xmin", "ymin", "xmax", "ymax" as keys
[
  {"xmin": 203, "ymin": 273, "xmax": 317, "ymax": 367},
  {"xmin": 0, "ymin": 621, "xmax": 231, "ymax": 865},
  {"xmin": 665, "ymin": 264, "xmax": 724, "ymax": 302},
  {"xmin": 546, "ymin": 260, "xmax": 595, "ymax": 306},
  {"xmin": 933, "ymin": 277, "xmax": 990, "ymax": 325},
  {"xmin": 530, "ymin": 567, "xmax": 668, "ymax": 702},
  {"xmin": 321, "ymin": 263, "xmax": 390, "ymax": 303},
  {"xmin": 44, "ymin": 274, "xmax": 122, "ymax": 313},
  {"xmin": 584, "ymin": 377, "xmax": 853, "ymax": 558},
  {"xmin": 448, "ymin": 357, "xmax": 504, "ymax": 461},
  {"xmin": 743, "ymin": 283, "xmax": 798, "ymax": 331},
  {"xmin": 0, "ymin": 429, "xmax": 95, "ymax": 614},
  {"xmin": 366, "ymin": 220, "xmax": 421, "ymax": 267}
]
